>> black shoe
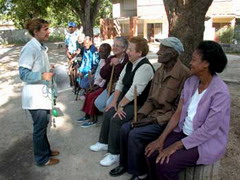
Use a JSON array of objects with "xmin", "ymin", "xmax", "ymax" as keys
[{"xmin": 109, "ymin": 166, "xmax": 127, "ymax": 177}]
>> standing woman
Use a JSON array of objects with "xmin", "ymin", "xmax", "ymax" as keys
[
  {"xmin": 146, "ymin": 41, "xmax": 230, "ymax": 180},
  {"xmin": 19, "ymin": 18, "xmax": 59, "ymax": 166}
]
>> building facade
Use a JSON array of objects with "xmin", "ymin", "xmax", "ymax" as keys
[{"xmin": 109, "ymin": 0, "xmax": 240, "ymax": 42}]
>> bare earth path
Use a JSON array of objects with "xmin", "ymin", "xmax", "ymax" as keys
[{"xmin": 0, "ymin": 42, "xmax": 239, "ymax": 180}]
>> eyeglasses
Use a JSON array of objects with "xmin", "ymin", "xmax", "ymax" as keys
[{"xmin": 113, "ymin": 44, "xmax": 125, "ymax": 48}]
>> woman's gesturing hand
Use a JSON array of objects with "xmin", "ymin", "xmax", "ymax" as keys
[{"xmin": 42, "ymin": 72, "xmax": 54, "ymax": 81}]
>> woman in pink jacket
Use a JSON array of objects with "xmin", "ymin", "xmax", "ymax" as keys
[{"xmin": 146, "ymin": 41, "xmax": 230, "ymax": 180}]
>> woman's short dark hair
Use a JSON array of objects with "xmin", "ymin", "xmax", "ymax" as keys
[
  {"xmin": 25, "ymin": 18, "xmax": 49, "ymax": 37},
  {"xmin": 196, "ymin": 41, "xmax": 227, "ymax": 74},
  {"xmin": 130, "ymin": 36, "xmax": 149, "ymax": 57}
]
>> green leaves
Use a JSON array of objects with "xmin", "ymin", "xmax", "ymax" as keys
[
  {"xmin": 0, "ymin": 0, "xmax": 50, "ymax": 28},
  {"xmin": 0, "ymin": 0, "xmax": 112, "ymax": 29}
]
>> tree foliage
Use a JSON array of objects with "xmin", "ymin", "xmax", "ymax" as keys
[
  {"xmin": 1, "ymin": 0, "xmax": 50, "ymax": 28},
  {"xmin": 217, "ymin": 26, "xmax": 234, "ymax": 44},
  {"xmin": 54, "ymin": 0, "xmax": 103, "ymax": 36},
  {"xmin": 0, "ymin": 0, "xmax": 112, "ymax": 37}
]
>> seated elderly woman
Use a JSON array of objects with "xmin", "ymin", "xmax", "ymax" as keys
[
  {"xmin": 145, "ymin": 40, "xmax": 230, "ymax": 180},
  {"xmin": 90, "ymin": 36, "xmax": 155, "ymax": 167},
  {"xmin": 94, "ymin": 37, "xmax": 129, "ymax": 113},
  {"xmin": 77, "ymin": 37, "xmax": 129, "ymax": 123}
]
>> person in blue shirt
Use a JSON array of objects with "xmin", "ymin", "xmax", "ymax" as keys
[{"xmin": 77, "ymin": 36, "xmax": 99, "ymax": 95}]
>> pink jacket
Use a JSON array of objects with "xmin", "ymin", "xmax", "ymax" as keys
[{"xmin": 175, "ymin": 75, "xmax": 231, "ymax": 164}]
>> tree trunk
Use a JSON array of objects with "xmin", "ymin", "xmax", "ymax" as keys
[
  {"xmin": 71, "ymin": 0, "xmax": 102, "ymax": 38},
  {"xmin": 163, "ymin": 0, "xmax": 213, "ymax": 66},
  {"xmin": 83, "ymin": 0, "xmax": 94, "ymax": 37},
  {"xmin": 73, "ymin": 0, "xmax": 93, "ymax": 37}
]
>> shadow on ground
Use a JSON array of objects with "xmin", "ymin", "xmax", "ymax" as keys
[{"xmin": 0, "ymin": 134, "xmax": 48, "ymax": 180}]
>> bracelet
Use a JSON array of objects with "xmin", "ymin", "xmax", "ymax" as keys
[{"xmin": 41, "ymin": 73, "xmax": 44, "ymax": 80}]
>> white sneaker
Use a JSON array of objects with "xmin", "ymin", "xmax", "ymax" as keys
[
  {"xmin": 99, "ymin": 153, "xmax": 119, "ymax": 166},
  {"xmin": 89, "ymin": 142, "xmax": 108, "ymax": 152}
]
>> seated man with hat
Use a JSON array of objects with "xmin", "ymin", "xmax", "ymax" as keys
[{"xmin": 109, "ymin": 37, "xmax": 190, "ymax": 180}]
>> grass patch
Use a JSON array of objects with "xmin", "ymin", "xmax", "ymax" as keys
[{"xmin": 227, "ymin": 52, "xmax": 240, "ymax": 56}]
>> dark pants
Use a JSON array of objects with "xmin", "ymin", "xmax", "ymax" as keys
[
  {"xmin": 98, "ymin": 104, "xmax": 135, "ymax": 154},
  {"xmin": 120, "ymin": 122, "xmax": 166, "ymax": 176},
  {"xmin": 146, "ymin": 132, "xmax": 199, "ymax": 180},
  {"xmin": 29, "ymin": 109, "xmax": 51, "ymax": 165}
]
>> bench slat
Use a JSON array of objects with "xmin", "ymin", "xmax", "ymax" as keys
[{"xmin": 179, "ymin": 161, "xmax": 220, "ymax": 180}]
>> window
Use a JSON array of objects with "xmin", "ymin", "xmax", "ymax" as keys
[
  {"xmin": 155, "ymin": 23, "xmax": 162, "ymax": 28},
  {"xmin": 213, "ymin": 23, "xmax": 231, "ymax": 31},
  {"xmin": 121, "ymin": 24, "xmax": 129, "ymax": 34},
  {"xmin": 154, "ymin": 23, "xmax": 162, "ymax": 35}
]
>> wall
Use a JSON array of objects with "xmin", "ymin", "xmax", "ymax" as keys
[
  {"xmin": 137, "ymin": 0, "xmax": 165, "ymax": 17},
  {"xmin": 0, "ymin": 29, "xmax": 31, "ymax": 44},
  {"xmin": 121, "ymin": 0, "xmax": 137, "ymax": 17},
  {"xmin": 221, "ymin": 43, "xmax": 240, "ymax": 52},
  {"xmin": 0, "ymin": 28, "xmax": 65, "ymax": 45}
]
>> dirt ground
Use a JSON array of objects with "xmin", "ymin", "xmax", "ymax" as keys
[
  {"xmin": 0, "ymin": 42, "xmax": 239, "ymax": 180},
  {"xmin": 219, "ymin": 83, "xmax": 240, "ymax": 180}
]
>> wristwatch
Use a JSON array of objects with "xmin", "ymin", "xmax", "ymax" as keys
[{"xmin": 118, "ymin": 104, "xmax": 124, "ymax": 109}]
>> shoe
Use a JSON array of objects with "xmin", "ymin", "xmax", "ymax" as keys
[
  {"xmin": 129, "ymin": 175, "xmax": 149, "ymax": 180},
  {"xmin": 44, "ymin": 158, "xmax": 59, "ymax": 166},
  {"xmin": 129, "ymin": 176, "xmax": 139, "ymax": 180},
  {"xmin": 79, "ymin": 89, "xmax": 85, "ymax": 96},
  {"xmin": 50, "ymin": 150, "xmax": 60, "ymax": 156},
  {"xmin": 109, "ymin": 166, "xmax": 127, "ymax": 177},
  {"xmin": 79, "ymin": 95, "xmax": 86, "ymax": 101},
  {"xmin": 81, "ymin": 121, "xmax": 96, "ymax": 128},
  {"xmin": 100, "ymin": 153, "xmax": 119, "ymax": 166},
  {"xmin": 89, "ymin": 142, "xmax": 108, "ymax": 152},
  {"xmin": 77, "ymin": 115, "xmax": 90, "ymax": 122}
]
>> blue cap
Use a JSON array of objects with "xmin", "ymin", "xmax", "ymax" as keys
[
  {"xmin": 156, "ymin": 37, "xmax": 184, "ymax": 55},
  {"xmin": 68, "ymin": 22, "xmax": 76, "ymax": 27}
]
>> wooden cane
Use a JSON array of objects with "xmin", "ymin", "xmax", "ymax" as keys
[
  {"xmin": 88, "ymin": 71, "xmax": 93, "ymax": 91},
  {"xmin": 134, "ymin": 85, "xmax": 138, "ymax": 123},
  {"xmin": 107, "ymin": 65, "xmax": 115, "ymax": 98}
]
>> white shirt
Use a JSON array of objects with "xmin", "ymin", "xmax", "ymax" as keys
[
  {"xmin": 65, "ymin": 31, "xmax": 79, "ymax": 54},
  {"xmin": 94, "ymin": 59, "xmax": 106, "ymax": 87},
  {"xmin": 19, "ymin": 38, "xmax": 53, "ymax": 110},
  {"xmin": 183, "ymin": 88, "xmax": 207, "ymax": 135},
  {"xmin": 115, "ymin": 57, "xmax": 154, "ymax": 101}
]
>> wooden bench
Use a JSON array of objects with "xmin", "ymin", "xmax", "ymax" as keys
[{"xmin": 179, "ymin": 161, "xmax": 220, "ymax": 180}]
